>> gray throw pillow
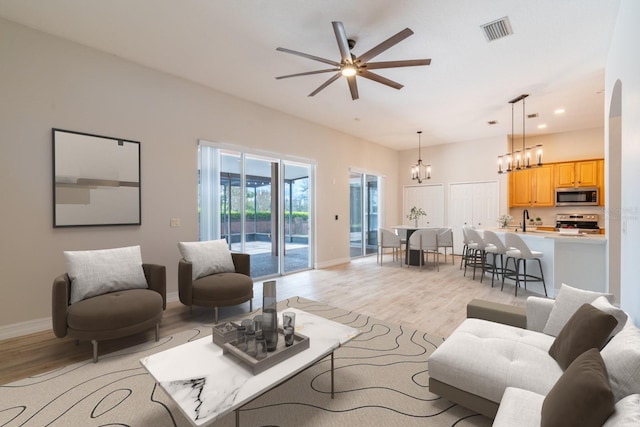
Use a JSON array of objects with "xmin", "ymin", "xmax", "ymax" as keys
[
  {"xmin": 591, "ymin": 296, "xmax": 628, "ymax": 340},
  {"xmin": 541, "ymin": 348, "xmax": 615, "ymax": 427},
  {"xmin": 548, "ymin": 303, "xmax": 617, "ymax": 370},
  {"xmin": 543, "ymin": 283, "xmax": 613, "ymax": 337},
  {"xmin": 65, "ymin": 245, "xmax": 148, "ymax": 304},
  {"xmin": 601, "ymin": 325, "xmax": 640, "ymax": 402},
  {"xmin": 178, "ymin": 239, "xmax": 236, "ymax": 280}
]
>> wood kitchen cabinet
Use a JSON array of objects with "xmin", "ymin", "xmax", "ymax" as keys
[
  {"xmin": 509, "ymin": 164, "xmax": 554, "ymax": 207},
  {"xmin": 598, "ymin": 159, "xmax": 605, "ymax": 206},
  {"xmin": 555, "ymin": 160, "xmax": 599, "ymax": 188}
]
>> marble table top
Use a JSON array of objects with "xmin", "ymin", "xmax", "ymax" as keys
[{"xmin": 140, "ymin": 308, "xmax": 360, "ymax": 426}]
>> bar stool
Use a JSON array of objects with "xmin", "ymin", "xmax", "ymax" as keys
[
  {"xmin": 482, "ymin": 230, "xmax": 508, "ymax": 288},
  {"xmin": 460, "ymin": 226, "xmax": 474, "ymax": 270},
  {"xmin": 464, "ymin": 228, "xmax": 491, "ymax": 280},
  {"xmin": 502, "ymin": 233, "xmax": 547, "ymax": 297}
]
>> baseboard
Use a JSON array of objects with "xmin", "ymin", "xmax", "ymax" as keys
[
  {"xmin": 0, "ymin": 291, "xmax": 182, "ymax": 341},
  {"xmin": 0, "ymin": 317, "xmax": 52, "ymax": 341},
  {"xmin": 315, "ymin": 257, "xmax": 351, "ymax": 269}
]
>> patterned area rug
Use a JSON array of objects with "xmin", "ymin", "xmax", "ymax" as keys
[{"xmin": 0, "ymin": 297, "xmax": 491, "ymax": 426}]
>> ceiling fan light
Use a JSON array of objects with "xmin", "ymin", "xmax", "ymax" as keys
[{"xmin": 341, "ymin": 64, "xmax": 357, "ymax": 77}]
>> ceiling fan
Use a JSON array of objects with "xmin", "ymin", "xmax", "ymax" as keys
[{"xmin": 275, "ymin": 21, "xmax": 431, "ymax": 100}]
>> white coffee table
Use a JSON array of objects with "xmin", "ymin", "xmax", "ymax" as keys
[{"xmin": 140, "ymin": 307, "xmax": 360, "ymax": 426}]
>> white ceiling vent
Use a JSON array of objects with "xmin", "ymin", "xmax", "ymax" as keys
[{"xmin": 481, "ymin": 17, "xmax": 513, "ymax": 42}]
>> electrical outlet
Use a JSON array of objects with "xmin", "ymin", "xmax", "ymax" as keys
[{"xmin": 170, "ymin": 218, "xmax": 181, "ymax": 228}]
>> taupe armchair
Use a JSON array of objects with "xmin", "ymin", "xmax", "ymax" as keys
[
  {"xmin": 178, "ymin": 252, "xmax": 253, "ymax": 323},
  {"xmin": 52, "ymin": 264, "xmax": 166, "ymax": 363}
]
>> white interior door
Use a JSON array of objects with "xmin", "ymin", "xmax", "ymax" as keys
[
  {"xmin": 403, "ymin": 184, "xmax": 444, "ymax": 227},
  {"xmin": 449, "ymin": 181, "xmax": 499, "ymax": 254}
]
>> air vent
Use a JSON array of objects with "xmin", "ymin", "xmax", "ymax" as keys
[
  {"xmin": 528, "ymin": 113, "xmax": 539, "ymax": 118},
  {"xmin": 487, "ymin": 120, "xmax": 498, "ymax": 125},
  {"xmin": 481, "ymin": 17, "xmax": 513, "ymax": 42}
]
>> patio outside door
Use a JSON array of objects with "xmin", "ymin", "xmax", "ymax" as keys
[
  {"xmin": 199, "ymin": 144, "xmax": 313, "ymax": 278},
  {"xmin": 350, "ymin": 171, "xmax": 380, "ymax": 258}
]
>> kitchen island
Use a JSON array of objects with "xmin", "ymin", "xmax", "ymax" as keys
[{"xmin": 489, "ymin": 229, "xmax": 606, "ymax": 297}]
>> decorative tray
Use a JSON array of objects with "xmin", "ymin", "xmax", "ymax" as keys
[
  {"xmin": 212, "ymin": 322, "xmax": 239, "ymax": 346},
  {"xmin": 222, "ymin": 328, "xmax": 310, "ymax": 375}
]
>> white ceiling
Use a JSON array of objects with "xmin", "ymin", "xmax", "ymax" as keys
[{"xmin": 0, "ymin": 0, "xmax": 620, "ymax": 150}]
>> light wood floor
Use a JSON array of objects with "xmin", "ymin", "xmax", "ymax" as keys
[{"xmin": 0, "ymin": 253, "xmax": 545, "ymax": 385}]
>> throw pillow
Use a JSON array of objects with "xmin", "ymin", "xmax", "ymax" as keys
[
  {"xmin": 601, "ymin": 325, "xmax": 640, "ymax": 402},
  {"xmin": 548, "ymin": 303, "xmax": 618, "ymax": 370},
  {"xmin": 602, "ymin": 394, "xmax": 640, "ymax": 427},
  {"xmin": 65, "ymin": 245, "xmax": 148, "ymax": 304},
  {"xmin": 591, "ymin": 296, "xmax": 628, "ymax": 339},
  {"xmin": 178, "ymin": 239, "xmax": 236, "ymax": 280},
  {"xmin": 541, "ymin": 348, "xmax": 615, "ymax": 427},
  {"xmin": 543, "ymin": 283, "xmax": 613, "ymax": 336}
]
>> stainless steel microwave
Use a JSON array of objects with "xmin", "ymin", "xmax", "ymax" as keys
[{"xmin": 555, "ymin": 187, "xmax": 599, "ymax": 206}]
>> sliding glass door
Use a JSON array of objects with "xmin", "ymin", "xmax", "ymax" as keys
[
  {"xmin": 199, "ymin": 144, "xmax": 313, "ymax": 278},
  {"xmin": 349, "ymin": 171, "xmax": 381, "ymax": 258}
]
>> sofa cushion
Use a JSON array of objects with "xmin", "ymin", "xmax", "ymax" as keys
[
  {"xmin": 179, "ymin": 239, "xmax": 236, "ymax": 280},
  {"xmin": 548, "ymin": 303, "xmax": 618, "ymax": 370},
  {"xmin": 541, "ymin": 348, "xmax": 615, "ymax": 427},
  {"xmin": 603, "ymin": 394, "xmax": 640, "ymax": 426},
  {"xmin": 543, "ymin": 283, "xmax": 613, "ymax": 337},
  {"xmin": 601, "ymin": 325, "xmax": 640, "ymax": 402},
  {"xmin": 192, "ymin": 272, "xmax": 253, "ymax": 303},
  {"xmin": 429, "ymin": 318, "xmax": 562, "ymax": 403},
  {"xmin": 64, "ymin": 245, "xmax": 148, "ymax": 304},
  {"xmin": 493, "ymin": 387, "xmax": 543, "ymax": 427},
  {"xmin": 67, "ymin": 288, "xmax": 163, "ymax": 331},
  {"xmin": 591, "ymin": 296, "xmax": 628, "ymax": 339}
]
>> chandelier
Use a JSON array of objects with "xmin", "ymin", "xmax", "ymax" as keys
[
  {"xmin": 411, "ymin": 131, "xmax": 431, "ymax": 183},
  {"xmin": 497, "ymin": 94, "xmax": 543, "ymax": 173}
]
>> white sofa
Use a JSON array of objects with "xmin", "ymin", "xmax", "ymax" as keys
[{"xmin": 428, "ymin": 286, "xmax": 640, "ymax": 426}]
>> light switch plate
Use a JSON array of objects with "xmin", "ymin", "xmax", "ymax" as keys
[{"xmin": 170, "ymin": 218, "xmax": 181, "ymax": 228}]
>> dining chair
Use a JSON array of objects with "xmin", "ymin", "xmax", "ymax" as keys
[
  {"xmin": 378, "ymin": 228, "xmax": 402, "ymax": 265},
  {"xmin": 407, "ymin": 229, "xmax": 440, "ymax": 271},
  {"xmin": 437, "ymin": 227, "xmax": 454, "ymax": 264}
]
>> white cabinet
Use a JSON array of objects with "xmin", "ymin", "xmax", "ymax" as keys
[
  {"xmin": 403, "ymin": 184, "xmax": 444, "ymax": 228},
  {"xmin": 449, "ymin": 181, "xmax": 499, "ymax": 255}
]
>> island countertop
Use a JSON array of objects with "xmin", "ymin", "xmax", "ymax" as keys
[{"xmin": 486, "ymin": 229, "xmax": 607, "ymax": 297}]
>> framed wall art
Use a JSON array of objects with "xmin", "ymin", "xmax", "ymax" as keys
[{"xmin": 52, "ymin": 128, "xmax": 141, "ymax": 227}]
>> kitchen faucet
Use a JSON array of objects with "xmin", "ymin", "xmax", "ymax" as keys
[{"xmin": 522, "ymin": 209, "xmax": 530, "ymax": 232}]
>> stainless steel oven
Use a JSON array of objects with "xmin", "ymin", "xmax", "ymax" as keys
[
  {"xmin": 555, "ymin": 187, "xmax": 599, "ymax": 207},
  {"xmin": 555, "ymin": 214, "xmax": 600, "ymax": 234}
]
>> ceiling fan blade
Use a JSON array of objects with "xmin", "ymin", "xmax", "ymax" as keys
[
  {"xmin": 276, "ymin": 47, "xmax": 341, "ymax": 67},
  {"xmin": 332, "ymin": 21, "xmax": 352, "ymax": 64},
  {"xmin": 347, "ymin": 75, "xmax": 359, "ymax": 100},
  {"xmin": 365, "ymin": 59, "xmax": 431, "ymax": 70},
  {"xmin": 276, "ymin": 68, "xmax": 340, "ymax": 79},
  {"xmin": 357, "ymin": 28, "xmax": 414, "ymax": 63},
  {"xmin": 359, "ymin": 70, "xmax": 404, "ymax": 90},
  {"xmin": 309, "ymin": 72, "xmax": 341, "ymax": 97}
]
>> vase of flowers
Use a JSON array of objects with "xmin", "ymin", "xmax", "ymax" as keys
[
  {"xmin": 498, "ymin": 214, "xmax": 513, "ymax": 228},
  {"xmin": 407, "ymin": 207, "xmax": 427, "ymax": 227}
]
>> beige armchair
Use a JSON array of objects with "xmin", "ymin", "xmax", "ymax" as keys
[
  {"xmin": 52, "ymin": 264, "xmax": 166, "ymax": 363},
  {"xmin": 178, "ymin": 252, "xmax": 253, "ymax": 323}
]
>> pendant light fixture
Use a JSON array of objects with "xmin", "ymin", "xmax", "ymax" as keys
[
  {"xmin": 497, "ymin": 94, "xmax": 543, "ymax": 174},
  {"xmin": 411, "ymin": 131, "xmax": 431, "ymax": 183}
]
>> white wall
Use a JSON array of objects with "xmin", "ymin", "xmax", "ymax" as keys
[
  {"xmin": 0, "ymin": 19, "xmax": 399, "ymax": 328},
  {"xmin": 605, "ymin": 0, "xmax": 640, "ymax": 324},
  {"xmin": 399, "ymin": 136, "xmax": 509, "ymax": 225}
]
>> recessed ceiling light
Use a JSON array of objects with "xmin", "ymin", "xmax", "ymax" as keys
[
  {"xmin": 537, "ymin": 124, "xmax": 547, "ymax": 129},
  {"xmin": 554, "ymin": 108, "xmax": 565, "ymax": 114}
]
